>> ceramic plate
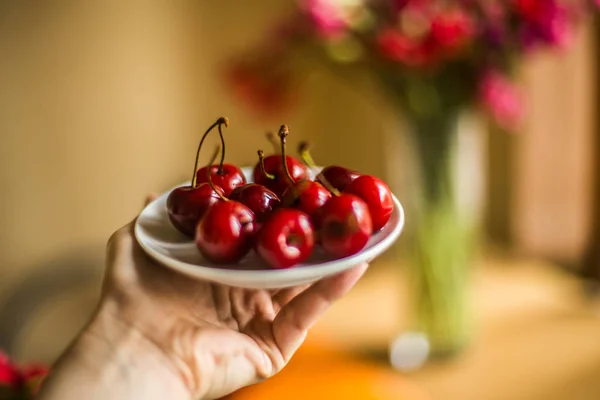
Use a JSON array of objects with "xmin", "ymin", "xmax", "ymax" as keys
[{"xmin": 135, "ymin": 167, "xmax": 405, "ymax": 289}]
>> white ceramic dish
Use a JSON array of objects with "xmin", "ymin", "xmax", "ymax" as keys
[{"xmin": 135, "ymin": 167, "xmax": 405, "ymax": 289}]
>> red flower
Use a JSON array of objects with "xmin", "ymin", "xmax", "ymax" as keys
[
  {"xmin": 0, "ymin": 351, "xmax": 21, "ymax": 389},
  {"xmin": 21, "ymin": 364, "xmax": 49, "ymax": 394},
  {"xmin": 515, "ymin": 0, "xmax": 545, "ymax": 21},
  {"xmin": 514, "ymin": 0, "xmax": 573, "ymax": 48},
  {"xmin": 376, "ymin": 29, "xmax": 436, "ymax": 67},
  {"xmin": 224, "ymin": 61, "xmax": 297, "ymax": 118},
  {"xmin": 430, "ymin": 9, "xmax": 475, "ymax": 50}
]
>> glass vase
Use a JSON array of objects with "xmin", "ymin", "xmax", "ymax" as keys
[{"xmin": 390, "ymin": 109, "xmax": 482, "ymax": 367}]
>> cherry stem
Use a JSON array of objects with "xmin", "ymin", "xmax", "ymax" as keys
[
  {"xmin": 318, "ymin": 172, "xmax": 340, "ymax": 196},
  {"xmin": 298, "ymin": 141, "xmax": 317, "ymax": 169},
  {"xmin": 257, "ymin": 150, "xmax": 275, "ymax": 180},
  {"xmin": 190, "ymin": 117, "xmax": 229, "ymax": 188},
  {"xmin": 206, "ymin": 145, "xmax": 228, "ymax": 202},
  {"xmin": 298, "ymin": 141, "xmax": 340, "ymax": 196},
  {"xmin": 217, "ymin": 123, "xmax": 227, "ymax": 175},
  {"xmin": 278, "ymin": 125, "xmax": 295, "ymax": 184},
  {"xmin": 266, "ymin": 132, "xmax": 280, "ymax": 154}
]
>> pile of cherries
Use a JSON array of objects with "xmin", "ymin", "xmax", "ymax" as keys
[{"xmin": 166, "ymin": 117, "xmax": 394, "ymax": 269}]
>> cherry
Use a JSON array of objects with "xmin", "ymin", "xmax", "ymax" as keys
[
  {"xmin": 195, "ymin": 118, "xmax": 246, "ymax": 197},
  {"xmin": 277, "ymin": 138, "xmax": 331, "ymax": 222},
  {"xmin": 316, "ymin": 193, "xmax": 373, "ymax": 258},
  {"xmin": 229, "ymin": 180, "xmax": 280, "ymax": 223},
  {"xmin": 316, "ymin": 165, "xmax": 360, "ymax": 192},
  {"xmin": 313, "ymin": 171, "xmax": 372, "ymax": 257},
  {"xmin": 344, "ymin": 175, "xmax": 394, "ymax": 231},
  {"xmin": 167, "ymin": 183, "xmax": 224, "ymax": 237},
  {"xmin": 195, "ymin": 147, "xmax": 256, "ymax": 263},
  {"xmin": 281, "ymin": 180, "xmax": 332, "ymax": 222},
  {"xmin": 252, "ymin": 128, "xmax": 308, "ymax": 197},
  {"xmin": 196, "ymin": 200, "xmax": 255, "ymax": 263},
  {"xmin": 297, "ymin": 142, "xmax": 360, "ymax": 192},
  {"xmin": 196, "ymin": 164, "xmax": 246, "ymax": 197},
  {"xmin": 166, "ymin": 117, "xmax": 229, "ymax": 236},
  {"xmin": 254, "ymin": 154, "xmax": 307, "ymax": 197},
  {"xmin": 256, "ymin": 209, "xmax": 315, "ymax": 269}
]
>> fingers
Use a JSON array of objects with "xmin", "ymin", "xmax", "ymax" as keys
[
  {"xmin": 272, "ymin": 263, "xmax": 368, "ymax": 359},
  {"xmin": 106, "ymin": 222, "xmax": 135, "ymax": 258},
  {"xmin": 271, "ymin": 284, "xmax": 310, "ymax": 314}
]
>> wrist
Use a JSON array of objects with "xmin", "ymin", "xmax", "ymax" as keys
[{"xmin": 38, "ymin": 302, "xmax": 193, "ymax": 400}]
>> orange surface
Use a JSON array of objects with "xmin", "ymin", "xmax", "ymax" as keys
[{"xmin": 226, "ymin": 342, "xmax": 428, "ymax": 400}]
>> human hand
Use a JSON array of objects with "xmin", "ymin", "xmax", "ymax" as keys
[{"xmin": 93, "ymin": 195, "xmax": 368, "ymax": 399}]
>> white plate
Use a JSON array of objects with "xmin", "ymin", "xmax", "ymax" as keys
[{"xmin": 135, "ymin": 167, "xmax": 405, "ymax": 289}]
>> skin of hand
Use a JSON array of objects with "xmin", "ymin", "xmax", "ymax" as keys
[{"xmin": 38, "ymin": 195, "xmax": 369, "ymax": 400}]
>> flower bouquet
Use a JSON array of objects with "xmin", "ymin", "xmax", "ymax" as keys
[{"xmin": 226, "ymin": 0, "xmax": 597, "ymax": 359}]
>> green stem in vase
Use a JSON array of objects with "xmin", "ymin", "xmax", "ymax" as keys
[{"xmin": 408, "ymin": 109, "xmax": 474, "ymax": 357}]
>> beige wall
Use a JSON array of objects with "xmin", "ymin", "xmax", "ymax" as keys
[
  {"xmin": 516, "ymin": 25, "xmax": 596, "ymax": 263},
  {"xmin": 0, "ymin": 2, "xmax": 200, "ymax": 297},
  {"xmin": 0, "ymin": 1, "xmax": 390, "ymax": 359}
]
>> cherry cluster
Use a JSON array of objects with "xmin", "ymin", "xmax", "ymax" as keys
[{"xmin": 166, "ymin": 117, "xmax": 393, "ymax": 269}]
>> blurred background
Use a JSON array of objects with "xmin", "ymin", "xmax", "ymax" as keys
[{"xmin": 1, "ymin": 1, "xmax": 600, "ymax": 399}]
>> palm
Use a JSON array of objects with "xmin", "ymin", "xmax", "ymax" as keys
[{"xmin": 103, "ymin": 220, "xmax": 367, "ymax": 399}]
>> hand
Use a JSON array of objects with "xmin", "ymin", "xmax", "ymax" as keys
[{"xmin": 91, "ymin": 196, "xmax": 368, "ymax": 399}]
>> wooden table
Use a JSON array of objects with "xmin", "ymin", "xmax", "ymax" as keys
[{"xmin": 311, "ymin": 255, "xmax": 600, "ymax": 400}]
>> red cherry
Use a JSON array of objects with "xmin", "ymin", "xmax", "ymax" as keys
[
  {"xmin": 196, "ymin": 200, "xmax": 256, "ymax": 263},
  {"xmin": 281, "ymin": 180, "xmax": 332, "ymax": 224},
  {"xmin": 196, "ymin": 164, "xmax": 246, "ymax": 197},
  {"xmin": 193, "ymin": 115, "xmax": 245, "ymax": 196},
  {"xmin": 166, "ymin": 183, "xmax": 224, "ymax": 236},
  {"xmin": 253, "ymin": 130, "xmax": 307, "ymax": 197},
  {"xmin": 344, "ymin": 175, "xmax": 393, "ymax": 231},
  {"xmin": 256, "ymin": 209, "xmax": 315, "ymax": 269},
  {"xmin": 317, "ymin": 194, "xmax": 373, "ymax": 258},
  {"xmin": 253, "ymin": 154, "xmax": 307, "ymax": 197},
  {"xmin": 166, "ymin": 117, "xmax": 229, "ymax": 236},
  {"xmin": 194, "ymin": 145, "xmax": 256, "ymax": 263},
  {"xmin": 230, "ymin": 183, "xmax": 280, "ymax": 223},
  {"xmin": 297, "ymin": 142, "xmax": 361, "ymax": 192},
  {"xmin": 316, "ymin": 165, "xmax": 360, "ymax": 192}
]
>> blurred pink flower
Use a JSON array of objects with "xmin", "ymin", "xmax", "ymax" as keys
[
  {"xmin": 479, "ymin": 71, "xmax": 524, "ymax": 129},
  {"xmin": 303, "ymin": 0, "xmax": 351, "ymax": 37},
  {"xmin": 302, "ymin": 0, "xmax": 366, "ymax": 38}
]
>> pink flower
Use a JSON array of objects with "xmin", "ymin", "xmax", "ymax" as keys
[
  {"xmin": 302, "ymin": 0, "xmax": 362, "ymax": 38},
  {"xmin": 0, "ymin": 351, "xmax": 21, "ymax": 389},
  {"xmin": 479, "ymin": 71, "xmax": 524, "ymax": 130},
  {"xmin": 515, "ymin": 0, "xmax": 573, "ymax": 48}
]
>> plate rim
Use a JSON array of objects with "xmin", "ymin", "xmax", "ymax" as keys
[{"xmin": 134, "ymin": 174, "xmax": 405, "ymax": 284}]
